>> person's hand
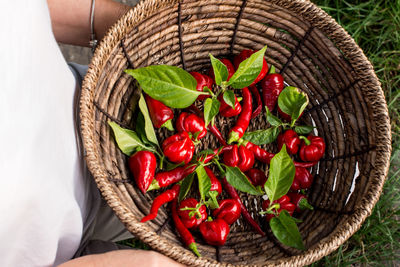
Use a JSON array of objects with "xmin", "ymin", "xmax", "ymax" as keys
[{"xmin": 58, "ymin": 249, "xmax": 186, "ymax": 267}]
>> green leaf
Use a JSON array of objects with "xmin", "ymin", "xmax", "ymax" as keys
[
  {"xmin": 225, "ymin": 166, "xmax": 263, "ymax": 195},
  {"xmin": 138, "ymin": 93, "xmax": 159, "ymax": 146},
  {"xmin": 223, "ymin": 90, "xmax": 236, "ymax": 109},
  {"xmin": 264, "ymin": 145, "xmax": 295, "ymax": 202},
  {"xmin": 125, "ymin": 65, "xmax": 204, "ymax": 109},
  {"xmin": 204, "ymin": 97, "xmax": 220, "ymax": 127},
  {"xmin": 206, "ymin": 190, "xmax": 220, "ymax": 209},
  {"xmin": 270, "ymin": 210, "xmax": 305, "ymax": 250},
  {"xmin": 242, "ymin": 127, "xmax": 280, "ymax": 146},
  {"xmin": 277, "ymin": 86, "xmax": 309, "ymax": 123},
  {"xmin": 178, "ymin": 172, "xmax": 195, "ymax": 202},
  {"xmin": 294, "ymin": 125, "xmax": 315, "ymax": 135},
  {"xmin": 210, "ymin": 54, "xmax": 228, "ymax": 85},
  {"xmin": 166, "ymin": 161, "xmax": 185, "ymax": 171},
  {"xmin": 265, "ymin": 106, "xmax": 283, "ymax": 127},
  {"xmin": 108, "ymin": 121, "xmax": 149, "ymax": 156},
  {"xmin": 135, "ymin": 112, "xmax": 152, "ymax": 146},
  {"xmin": 196, "ymin": 165, "xmax": 212, "ymax": 201},
  {"xmin": 227, "ymin": 45, "xmax": 267, "ymax": 89}
]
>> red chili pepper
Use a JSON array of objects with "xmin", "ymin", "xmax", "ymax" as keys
[
  {"xmin": 261, "ymin": 67, "xmax": 284, "ymax": 112},
  {"xmin": 171, "ymin": 200, "xmax": 201, "ymax": 257},
  {"xmin": 148, "ymin": 164, "xmax": 197, "ymax": 191},
  {"xmin": 199, "ymin": 218, "xmax": 230, "ymax": 246},
  {"xmin": 227, "ymin": 87, "xmax": 252, "ymax": 144},
  {"xmin": 291, "ymin": 167, "xmax": 313, "ymax": 191},
  {"xmin": 128, "ymin": 151, "xmax": 156, "ymax": 194},
  {"xmin": 162, "ymin": 132, "xmax": 195, "ymax": 164},
  {"xmin": 223, "ymin": 144, "xmax": 255, "ymax": 172},
  {"xmin": 299, "ymin": 135, "xmax": 325, "ymax": 162},
  {"xmin": 245, "ymin": 168, "xmax": 267, "ymax": 187},
  {"xmin": 221, "ymin": 176, "xmax": 265, "ymax": 236},
  {"xmin": 262, "ymin": 195, "xmax": 296, "ymax": 221},
  {"xmin": 178, "ymin": 198, "xmax": 207, "ymax": 229},
  {"xmin": 141, "ymin": 184, "xmax": 180, "ymax": 223},
  {"xmin": 200, "ymin": 145, "xmax": 232, "ymax": 164},
  {"xmin": 212, "ymin": 199, "xmax": 241, "ymax": 225},
  {"xmin": 277, "ymin": 129, "xmax": 301, "ymax": 155},
  {"xmin": 249, "ymin": 85, "xmax": 262, "ymax": 119},
  {"xmin": 190, "ymin": 71, "xmax": 214, "ymax": 101},
  {"xmin": 218, "ymin": 93, "xmax": 242, "ymax": 117},
  {"xmin": 176, "ymin": 112, "xmax": 207, "ymax": 140},
  {"xmin": 287, "ymin": 192, "xmax": 314, "ymax": 213},
  {"xmin": 204, "ymin": 166, "xmax": 222, "ymax": 195},
  {"xmin": 243, "ymin": 141, "xmax": 275, "ymax": 164},
  {"xmin": 145, "ymin": 95, "xmax": 174, "ymax": 130},
  {"xmin": 233, "ymin": 49, "xmax": 268, "ymax": 86}
]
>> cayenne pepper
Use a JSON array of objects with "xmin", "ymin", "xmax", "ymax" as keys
[
  {"xmin": 147, "ymin": 165, "xmax": 197, "ymax": 191},
  {"xmin": 227, "ymin": 87, "xmax": 252, "ymax": 144},
  {"xmin": 249, "ymin": 85, "xmax": 263, "ymax": 119}
]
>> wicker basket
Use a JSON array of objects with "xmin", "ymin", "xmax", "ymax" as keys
[{"xmin": 79, "ymin": 0, "xmax": 391, "ymax": 265}]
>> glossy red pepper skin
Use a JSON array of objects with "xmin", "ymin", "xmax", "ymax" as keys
[
  {"xmin": 287, "ymin": 192, "xmax": 314, "ymax": 213},
  {"xmin": 141, "ymin": 184, "xmax": 180, "ymax": 222},
  {"xmin": 176, "ymin": 112, "xmax": 207, "ymax": 140},
  {"xmin": 228, "ymin": 87, "xmax": 252, "ymax": 143},
  {"xmin": 245, "ymin": 168, "xmax": 267, "ymax": 186},
  {"xmin": 223, "ymin": 144, "xmax": 255, "ymax": 172},
  {"xmin": 218, "ymin": 93, "xmax": 242, "ymax": 117},
  {"xmin": 262, "ymin": 195, "xmax": 296, "ymax": 221},
  {"xmin": 199, "ymin": 219, "xmax": 230, "ymax": 246},
  {"xmin": 153, "ymin": 165, "xmax": 197, "ymax": 189},
  {"xmin": 233, "ymin": 49, "xmax": 268, "ymax": 86},
  {"xmin": 249, "ymin": 85, "xmax": 263, "ymax": 119},
  {"xmin": 190, "ymin": 71, "xmax": 213, "ymax": 101},
  {"xmin": 204, "ymin": 167, "xmax": 222, "ymax": 195},
  {"xmin": 128, "ymin": 151, "xmax": 156, "ymax": 194},
  {"xmin": 299, "ymin": 135, "xmax": 325, "ymax": 162},
  {"xmin": 277, "ymin": 130, "xmax": 301, "ymax": 155},
  {"xmin": 244, "ymin": 141, "xmax": 275, "ymax": 164},
  {"xmin": 162, "ymin": 132, "xmax": 195, "ymax": 164},
  {"xmin": 292, "ymin": 167, "xmax": 313, "ymax": 191},
  {"xmin": 178, "ymin": 198, "xmax": 207, "ymax": 229},
  {"xmin": 261, "ymin": 73, "xmax": 284, "ymax": 112},
  {"xmin": 145, "ymin": 95, "xmax": 174, "ymax": 129},
  {"xmin": 212, "ymin": 199, "xmax": 241, "ymax": 225}
]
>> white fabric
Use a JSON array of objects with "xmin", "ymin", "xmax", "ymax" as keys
[{"xmin": 0, "ymin": 1, "xmax": 95, "ymax": 266}]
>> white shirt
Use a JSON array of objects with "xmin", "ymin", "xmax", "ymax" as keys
[{"xmin": 0, "ymin": 1, "xmax": 94, "ymax": 266}]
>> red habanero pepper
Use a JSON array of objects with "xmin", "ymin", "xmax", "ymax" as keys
[
  {"xmin": 190, "ymin": 71, "xmax": 214, "ymax": 101},
  {"xmin": 141, "ymin": 184, "xmax": 180, "ymax": 223},
  {"xmin": 299, "ymin": 135, "xmax": 325, "ymax": 162},
  {"xmin": 262, "ymin": 195, "xmax": 296, "ymax": 222},
  {"xmin": 277, "ymin": 129, "xmax": 301, "ymax": 155},
  {"xmin": 249, "ymin": 85, "xmax": 263, "ymax": 119},
  {"xmin": 287, "ymin": 192, "xmax": 314, "ymax": 213},
  {"xmin": 212, "ymin": 199, "xmax": 241, "ymax": 225},
  {"xmin": 176, "ymin": 112, "xmax": 207, "ymax": 140},
  {"xmin": 221, "ymin": 176, "xmax": 265, "ymax": 236},
  {"xmin": 171, "ymin": 200, "xmax": 201, "ymax": 257},
  {"xmin": 227, "ymin": 87, "xmax": 252, "ymax": 144},
  {"xmin": 128, "ymin": 151, "xmax": 156, "ymax": 194},
  {"xmin": 218, "ymin": 93, "xmax": 242, "ymax": 117},
  {"xmin": 148, "ymin": 164, "xmax": 197, "ymax": 191},
  {"xmin": 178, "ymin": 198, "xmax": 207, "ymax": 229},
  {"xmin": 199, "ymin": 219, "xmax": 230, "ymax": 246},
  {"xmin": 245, "ymin": 168, "xmax": 267, "ymax": 187},
  {"xmin": 162, "ymin": 132, "xmax": 195, "ymax": 164},
  {"xmin": 223, "ymin": 144, "xmax": 255, "ymax": 172},
  {"xmin": 292, "ymin": 167, "xmax": 313, "ymax": 191},
  {"xmin": 145, "ymin": 95, "xmax": 174, "ymax": 131},
  {"xmin": 205, "ymin": 167, "xmax": 222, "ymax": 195},
  {"xmin": 261, "ymin": 66, "xmax": 284, "ymax": 112},
  {"xmin": 233, "ymin": 49, "xmax": 268, "ymax": 86}
]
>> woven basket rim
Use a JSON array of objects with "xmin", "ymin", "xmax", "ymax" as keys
[{"xmin": 79, "ymin": 0, "xmax": 392, "ymax": 266}]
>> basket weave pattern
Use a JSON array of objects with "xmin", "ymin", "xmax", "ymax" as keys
[{"xmin": 80, "ymin": 0, "xmax": 391, "ymax": 266}]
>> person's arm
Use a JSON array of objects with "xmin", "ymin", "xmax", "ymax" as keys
[{"xmin": 47, "ymin": 0, "xmax": 131, "ymax": 47}]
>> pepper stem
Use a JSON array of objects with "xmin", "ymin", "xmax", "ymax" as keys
[
  {"xmin": 227, "ymin": 131, "xmax": 240, "ymax": 144},
  {"xmin": 147, "ymin": 180, "xmax": 160, "ymax": 192},
  {"xmin": 188, "ymin": 243, "xmax": 201, "ymax": 257},
  {"xmin": 161, "ymin": 119, "xmax": 174, "ymax": 131},
  {"xmin": 299, "ymin": 135, "xmax": 311, "ymax": 146},
  {"xmin": 269, "ymin": 65, "xmax": 276, "ymax": 74},
  {"xmin": 299, "ymin": 198, "xmax": 314, "ymax": 211}
]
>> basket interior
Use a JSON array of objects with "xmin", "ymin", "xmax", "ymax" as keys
[{"xmin": 82, "ymin": 0, "xmax": 387, "ymax": 265}]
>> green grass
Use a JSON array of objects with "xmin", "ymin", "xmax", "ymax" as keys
[{"xmin": 310, "ymin": 0, "xmax": 400, "ymax": 265}]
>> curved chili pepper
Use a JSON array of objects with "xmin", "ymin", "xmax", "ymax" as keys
[
  {"xmin": 221, "ymin": 176, "xmax": 265, "ymax": 236},
  {"xmin": 262, "ymin": 195, "xmax": 296, "ymax": 221},
  {"xmin": 245, "ymin": 168, "xmax": 267, "ymax": 187},
  {"xmin": 148, "ymin": 164, "xmax": 196, "ymax": 191},
  {"xmin": 287, "ymin": 192, "xmax": 314, "ymax": 213},
  {"xmin": 176, "ymin": 112, "xmax": 207, "ymax": 140},
  {"xmin": 261, "ymin": 67, "xmax": 284, "ymax": 112},
  {"xmin": 233, "ymin": 49, "xmax": 268, "ymax": 86},
  {"xmin": 128, "ymin": 151, "xmax": 156, "ymax": 194},
  {"xmin": 223, "ymin": 144, "xmax": 255, "ymax": 172},
  {"xmin": 141, "ymin": 184, "xmax": 180, "ymax": 223},
  {"xmin": 299, "ymin": 135, "xmax": 325, "ymax": 162},
  {"xmin": 277, "ymin": 129, "xmax": 301, "ymax": 155},
  {"xmin": 243, "ymin": 141, "xmax": 275, "ymax": 164},
  {"xmin": 171, "ymin": 200, "xmax": 201, "ymax": 257},
  {"xmin": 200, "ymin": 145, "xmax": 232, "ymax": 164},
  {"xmin": 199, "ymin": 218, "xmax": 230, "ymax": 246},
  {"xmin": 292, "ymin": 167, "xmax": 313, "ymax": 191},
  {"xmin": 178, "ymin": 198, "xmax": 207, "ymax": 229},
  {"xmin": 205, "ymin": 166, "xmax": 222, "ymax": 195},
  {"xmin": 249, "ymin": 85, "xmax": 262, "ymax": 119},
  {"xmin": 227, "ymin": 87, "xmax": 252, "ymax": 144},
  {"xmin": 218, "ymin": 93, "xmax": 242, "ymax": 117},
  {"xmin": 212, "ymin": 199, "xmax": 241, "ymax": 225},
  {"xmin": 162, "ymin": 132, "xmax": 195, "ymax": 164},
  {"xmin": 190, "ymin": 71, "xmax": 213, "ymax": 101},
  {"xmin": 145, "ymin": 95, "xmax": 174, "ymax": 130}
]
